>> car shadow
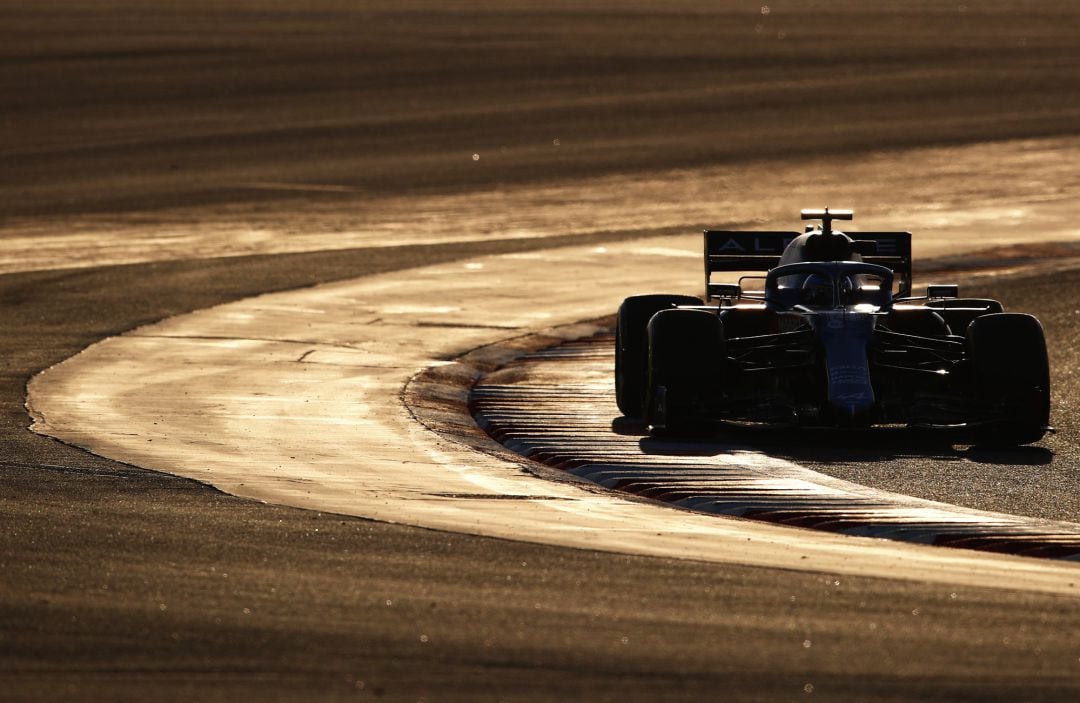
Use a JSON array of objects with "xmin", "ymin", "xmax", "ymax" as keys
[{"xmin": 620, "ymin": 418, "xmax": 1054, "ymax": 467}]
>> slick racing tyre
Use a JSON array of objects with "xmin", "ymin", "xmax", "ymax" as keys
[
  {"xmin": 966, "ymin": 313, "xmax": 1050, "ymax": 446},
  {"xmin": 645, "ymin": 308, "xmax": 725, "ymax": 436},
  {"xmin": 615, "ymin": 294, "xmax": 703, "ymax": 418}
]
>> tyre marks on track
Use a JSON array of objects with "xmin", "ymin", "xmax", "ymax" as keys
[{"xmin": 472, "ymin": 332, "xmax": 1080, "ymax": 560}]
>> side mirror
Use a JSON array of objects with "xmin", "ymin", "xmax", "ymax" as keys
[
  {"xmin": 707, "ymin": 283, "xmax": 742, "ymax": 301},
  {"xmin": 926, "ymin": 284, "xmax": 959, "ymax": 299}
]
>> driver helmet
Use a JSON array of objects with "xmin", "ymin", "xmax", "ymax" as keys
[
  {"xmin": 800, "ymin": 273, "xmax": 834, "ymax": 306},
  {"xmin": 838, "ymin": 274, "xmax": 859, "ymax": 304}
]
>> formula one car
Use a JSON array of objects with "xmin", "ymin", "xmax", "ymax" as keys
[{"xmin": 615, "ymin": 208, "xmax": 1051, "ymax": 445}]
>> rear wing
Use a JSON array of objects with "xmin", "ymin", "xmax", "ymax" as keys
[{"xmin": 704, "ymin": 229, "xmax": 912, "ymax": 299}]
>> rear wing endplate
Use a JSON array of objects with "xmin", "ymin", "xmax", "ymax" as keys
[{"xmin": 704, "ymin": 229, "xmax": 912, "ymax": 299}]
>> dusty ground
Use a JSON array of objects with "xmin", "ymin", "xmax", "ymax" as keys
[{"xmin": 4, "ymin": 1, "xmax": 1080, "ymax": 700}]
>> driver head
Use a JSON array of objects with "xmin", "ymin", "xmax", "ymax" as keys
[{"xmin": 801, "ymin": 273, "xmax": 834, "ymax": 307}]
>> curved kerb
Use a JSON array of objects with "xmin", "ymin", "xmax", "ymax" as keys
[{"xmin": 406, "ymin": 318, "xmax": 1080, "ymax": 562}]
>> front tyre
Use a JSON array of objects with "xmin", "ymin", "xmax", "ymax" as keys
[
  {"xmin": 645, "ymin": 309, "xmax": 725, "ymax": 436},
  {"xmin": 966, "ymin": 313, "xmax": 1050, "ymax": 446},
  {"xmin": 615, "ymin": 294, "xmax": 703, "ymax": 418}
]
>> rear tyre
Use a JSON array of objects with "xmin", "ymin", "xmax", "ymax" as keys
[
  {"xmin": 615, "ymin": 294, "xmax": 703, "ymax": 418},
  {"xmin": 966, "ymin": 313, "xmax": 1050, "ymax": 445},
  {"xmin": 645, "ymin": 309, "xmax": 725, "ymax": 436}
]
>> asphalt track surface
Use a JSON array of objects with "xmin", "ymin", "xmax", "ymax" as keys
[
  {"xmin": 6, "ymin": 1, "xmax": 1080, "ymax": 701},
  {"xmin": 7, "ymin": 1, "xmax": 1079, "ymax": 219},
  {"xmin": 32, "ymin": 234, "xmax": 1080, "ymax": 599},
  {"xmin": 8, "ymin": 231, "xmax": 1080, "ymax": 703}
]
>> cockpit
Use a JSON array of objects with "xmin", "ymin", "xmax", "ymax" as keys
[{"xmin": 767, "ymin": 262, "xmax": 894, "ymax": 311}]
